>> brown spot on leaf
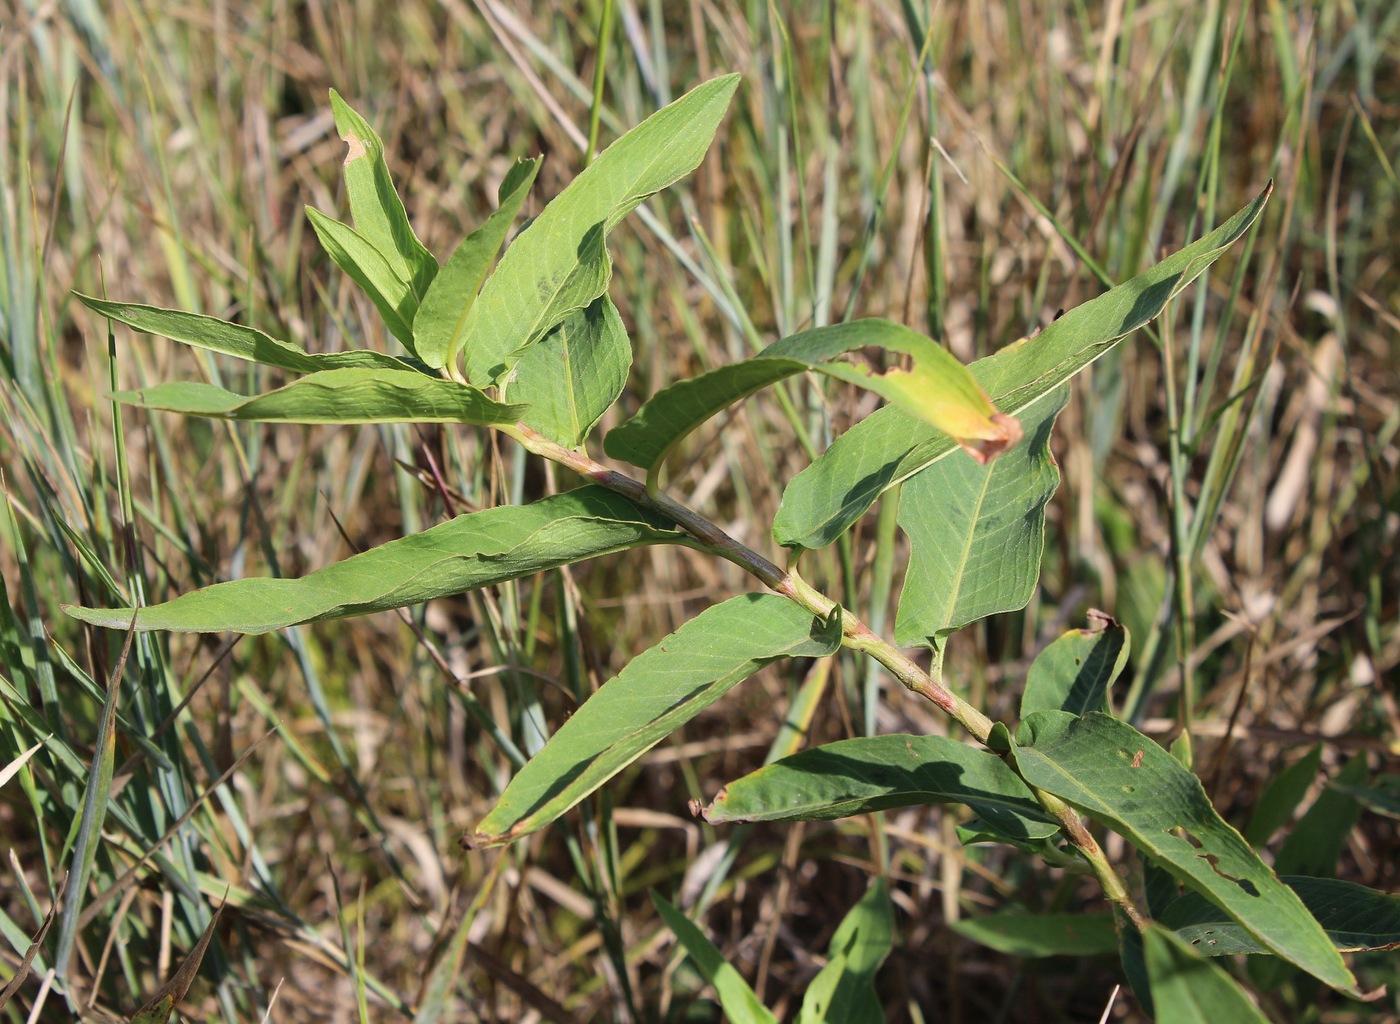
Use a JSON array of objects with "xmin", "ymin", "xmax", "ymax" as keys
[
  {"xmin": 1130, "ymin": 749, "xmax": 1144, "ymax": 768},
  {"xmin": 343, "ymin": 132, "xmax": 368, "ymax": 164},
  {"xmin": 957, "ymin": 412, "xmax": 1024, "ymax": 465}
]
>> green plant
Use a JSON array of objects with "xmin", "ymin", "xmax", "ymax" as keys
[{"xmin": 56, "ymin": 75, "xmax": 1396, "ymax": 1021}]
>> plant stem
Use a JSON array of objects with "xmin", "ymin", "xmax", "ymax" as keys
[{"xmin": 502, "ymin": 421, "xmax": 1145, "ymax": 926}]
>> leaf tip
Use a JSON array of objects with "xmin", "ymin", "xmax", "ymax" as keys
[{"xmin": 956, "ymin": 411, "xmax": 1023, "ymax": 465}]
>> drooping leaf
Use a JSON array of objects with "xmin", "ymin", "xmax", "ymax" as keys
[
  {"xmin": 652, "ymin": 893, "xmax": 778, "ymax": 1024},
  {"xmin": 1141, "ymin": 924, "xmax": 1272, "ymax": 1024},
  {"xmin": 414, "ymin": 157, "xmax": 541, "ymax": 371},
  {"xmin": 66, "ymin": 487, "xmax": 682, "ymax": 634},
  {"xmin": 504, "ymin": 295, "xmax": 631, "ymax": 447},
  {"xmin": 893, "ymin": 387, "xmax": 1066, "ymax": 646},
  {"xmin": 466, "ymin": 595, "xmax": 841, "ymax": 847},
  {"xmin": 604, "ymin": 319, "xmax": 1018, "ymax": 478},
  {"xmin": 73, "ymin": 294, "xmax": 414, "ymax": 372},
  {"xmin": 795, "ymin": 879, "xmax": 894, "ymax": 1024},
  {"xmin": 1242, "ymin": 745, "xmax": 1322, "ymax": 847},
  {"xmin": 1011, "ymin": 711, "xmax": 1357, "ymax": 992},
  {"xmin": 461, "ymin": 74, "xmax": 741, "ymax": 385},
  {"xmin": 951, "ymin": 912, "xmax": 1118, "ymax": 957},
  {"xmin": 1163, "ymin": 876, "xmax": 1400, "ymax": 955},
  {"xmin": 702, "ymin": 734, "xmax": 1058, "ymax": 843},
  {"xmin": 1020, "ymin": 612, "xmax": 1130, "ymax": 718},
  {"xmin": 327, "ymin": 89, "xmax": 438, "ymax": 300},
  {"xmin": 129, "ymin": 903, "xmax": 225, "ymax": 1023},
  {"xmin": 773, "ymin": 182, "xmax": 1273, "ymax": 549},
  {"xmin": 112, "ymin": 367, "xmax": 523, "ymax": 425},
  {"xmin": 306, "ymin": 207, "xmax": 417, "ymax": 348}
]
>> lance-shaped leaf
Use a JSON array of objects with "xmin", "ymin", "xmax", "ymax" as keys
[
  {"xmin": 1141, "ymin": 924, "xmax": 1272, "ymax": 1024},
  {"xmin": 504, "ymin": 294, "xmax": 632, "ymax": 447},
  {"xmin": 605, "ymin": 319, "xmax": 1018, "ymax": 479},
  {"xmin": 112, "ymin": 367, "xmax": 523, "ymax": 425},
  {"xmin": 795, "ymin": 879, "xmax": 894, "ymax": 1024},
  {"xmin": 328, "ymin": 89, "xmax": 438, "ymax": 300},
  {"xmin": 73, "ymin": 294, "xmax": 414, "ymax": 372},
  {"xmin": 773, "ymin": 182, "xmax": 1273, "ymax": 549},
  {"xmin": 702, "ymin": 734, "xmax": 1059, "ymax": 843},
  {"xmin": 1020, "ymin": 611, "xmax": 1129, "ymax": 718},
  {"xmin": 1011, "ymin": 711, "xmax": 1357, "ymax": 992},
  {"xmin": 893, "ymin": 387, "xmax": 1066, "ymax": 646},
  {"xmin": 652, "ymin": 893, "xmax": 778, "ymax": 1024},
  {"xmin": 461, "ymin": 74, "xmax": 741, "ymax": 385},
  {"xmin": 1162, "ymin": 876, "xmax": 1400, "ymax": 955},
  {"xmin": 306, "ymin": 206, "xmax": 418, "ymax": 349},
  {"xmin": 466, "ymin": 595, "xmax": 841, "ymax": 848},
  {"xmin": 414, "ymin": 157, "xmax": 541, "ymax": 371},
  {"xmin": 951, "ymin": 912, "xmax": 1119, "ymax": 957},
  {"xmin": 65, "ymin": 487, "xmax": 682, "ymax": 634}
]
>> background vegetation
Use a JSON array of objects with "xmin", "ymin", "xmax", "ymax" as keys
[{"xmin": 2, "ymin": 0, "xmax": 1396, "ymax": 1020}]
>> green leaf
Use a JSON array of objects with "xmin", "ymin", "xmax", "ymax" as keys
[
  {"xmin": 893, "ymin": 387, "xmax": 1066, "ymax": 645},
  {"xmin": 951, "ymin": 912, "xmax": 1118, "ymax": 957},
  {"xmin": 129, "ymin": 903, "xmax": 225, "ymax": 1023},
  {"xmin": 604, "ymin": 319, "xmax": 1018, "ymax": 478},
  {"xmin": 795, "ymin": 879, "xmax": 894, "ymax": 1024},
  {"xmin": 65, "ymin": 487, "xmax": 682, "ymax": 634},
  {"xmin": 461, "ymin": 74, "xmax": 741, "ymax": 385},
  {"xmin": 1242, "ymin": 745, "xmax": 1322, "ymax": 847},
  {"xmin": 1020, "ymin": 613, "xmax": 1130, "ymax": 718},
  {"xmin": 1011, "ymin": 711, "xmax": 1357, "ymax": 992},
  {"xmin": 1274, "ymin": 752, "xmax": 1367, "ymax": 877},
  {"xmin": 113, "ymin": 367, "xmax": 524, "ymax": 425},
  {"xmin": 1141, "ymin": 924, "xmax": 1272, "ymax": 1024},
  {"xmin": 504, "ymin": 294, "xmax": 631, "ymax": 447},
  {"xmin": 651, "ymin": 893, "xmax": 777, "ymax": 1024},
  {"xmin": 1163, "ymin": 876, "xmax": 1400, "ymax": 955},
  {"xmin": 701, "ymin": 734, "xmax": 1059, "ymax": 843},
  {"xmin": 1332, "ymin": 774, "xmax": 1400, "ymax": 820},
  {"xmin": 328, "ymin": 89, "xmax": 438, "ymax": 300},
  {"xmin": 73, "ymin": 294, "xmax": 413, "ymax": 372},
  {"xmin": 467, "ymin": 595, "xmax": 841, "ymax": 847},
  {"xmin": 306, "ymin": 207, "xmax": 417, "ymax": 348},
  {"xmin": 414, "ymin": 157, "xmax": 541, "ymax": 371},
  {"xmin": 773, "ymin": 182, "xmax": 1273, "ymax": 549}
]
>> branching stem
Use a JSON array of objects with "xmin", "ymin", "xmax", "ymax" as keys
[{"xmin": 501, "ymin": 421, "xmax": 1146, "ymax": 929}]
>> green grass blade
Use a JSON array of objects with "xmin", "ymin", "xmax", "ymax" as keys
[{"xmin": 51, "ymin": 634, "xmax": 125, "ymax": 980}]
